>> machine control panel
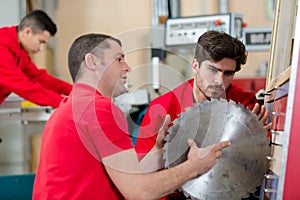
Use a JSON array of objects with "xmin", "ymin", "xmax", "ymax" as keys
[
  {"xmin": 243, "ymin": 27, "xmax": 272, "ymax": 51},
  {"xmin": 165, "ymin": 13, "xmax": 243, "ymax": 46}
]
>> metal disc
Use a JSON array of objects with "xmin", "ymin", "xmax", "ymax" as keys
[{"xmin": 163, "ymin": 99, "xmax": 271, "ymax": 200}]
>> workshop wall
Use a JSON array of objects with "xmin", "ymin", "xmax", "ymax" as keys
[
  {"xmin": 228, "ymin": 0, "xmax": 274, "ymax": 76},
  {"xmin": 55, "ymin": 0, "xmax": 152, "ymax": 88}
]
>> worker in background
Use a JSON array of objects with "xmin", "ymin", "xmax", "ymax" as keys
[
  {"xmin": 135, "ymin": 30, "xmax": 271, "ymax": 199},
  {"xmin": 0, "ymin": 10, "xmax": 72, "ymax": 108},
  {"xmin": 32, "ymin": 33, "xmax": 230, "ymax": 199}
]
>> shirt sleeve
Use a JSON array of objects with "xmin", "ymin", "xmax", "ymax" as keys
[
  {"xmin": 24, "ymin": 62, "xmax": 72, "ymax": 95},
  {"xmin": 226, "ymin": 85, "xmax": 258, "ymax": 110},
  {"xmin": 95, "ymin": 101, "xmax": 134, "ymax": 157},
  {"xmin": 73, "ymin": 95, "xmax": 134, "ymax": 160},
  {"xmin": 0, "ymin": 46, "xmax": 71, "ymax": 108}
]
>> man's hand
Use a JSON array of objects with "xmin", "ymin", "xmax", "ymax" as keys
[
  {"xmin": 155, "ymin": 114, "xmax": 171, "ymax": 149},
  {"xmin": 140, "ymin": 115, "xmax": 171, "ymax": 172},
  {"xmin": 251, "ymin": 103, "xmax": 272, "ymax": 130},
  {"xmin": 186, "ymin": 140, "xmax": 231, "ymax": 176}
]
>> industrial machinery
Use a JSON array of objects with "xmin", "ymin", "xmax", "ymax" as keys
[
  {"xmin": 165, "ymin": 13, "xmax": 244, "ymax": 47},
  {"xmin": 0, "ymin": 94, "xmax": 53, "ymax": 175}
]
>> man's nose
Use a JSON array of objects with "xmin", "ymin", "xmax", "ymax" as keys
[
  {"xmin": 38, "ymin": 44, "xmax": 45, "ymax": 52},
  {"xmin": 124, "ymin": 62, "xmax": 132, "ymax": 73},
  {"xmin": 214, "ymin": 72, "xmax": 224, "ymax": 85}
]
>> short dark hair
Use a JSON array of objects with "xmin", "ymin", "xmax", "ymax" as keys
[
  {"xmin": 68, "ymin": 33, "xmax": 122, "ymax": 82},
  {"xmin": 18, "ymin": 10, "xmax": 57, "ymax": 36},
  {"xmin": 194, "ymin": 30, "xmax": 247, "ymax": 72}
]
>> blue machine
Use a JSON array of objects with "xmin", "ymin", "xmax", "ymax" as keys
[{"xmin": 0, "ymin": 173, "xmax": 35, "ymax": 200}]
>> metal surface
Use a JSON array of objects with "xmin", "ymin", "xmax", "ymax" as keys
[{"xmin": 163, "ymin": 99, "xmax": 271, "ymax": 200}]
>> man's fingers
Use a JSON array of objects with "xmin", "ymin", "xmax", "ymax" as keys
[
  {"xmin": 262, "ymin": 108, "xmax": 269, "ymax": 120},
  {"xmin": 216, "ymin": 150, "xmax": 222, "ymax": 158},
  {"xmin": 156, "ymin": 115, "xmax": 172, "ymax": 148},
  {"xmin": 264, "ymin": 122, "xmax": 272, "ymax": 130},
  {"xmin": 216, "ymin": 141, "xmax": 231, "ymax": 149},
  {"xmin": 259, "ymin": 105, "xmax": 268, "ymax": 120},
  {"xmin": 187, "ymin": 139, "xmax": 196, "ymax": 147},
  {"xmin": 187, "ymin": 140, "xmax": 230, "ymax": 150},
  {"xmin": 252, "ymin": 103, "xmax": 265, "ymax": 120},
  {"xmin": 159, "ymin": 114, "xmax": 171, "ymax": 133},
  {"xmin": 251, "ymin": 104, "xmax": 271, "ymax": 123},
  {"xmin": 213, "ymin": 141, "xmax": 230, "ymax": 158},
  {"xmin": 251, "ymin": 103, "xmax": 260, "ymax": 115}
]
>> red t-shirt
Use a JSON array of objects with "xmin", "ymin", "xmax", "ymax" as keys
[
  {"xmin": 135, "ymin": 78, "xmax": 257, "ymax": 158},
  {"xmin": 0, "ymin": 26, "xmax": 72, "ymax": 108},
  {"xmin": 33, "ymin": 83, "xmax": 133, "ymax": 199}
]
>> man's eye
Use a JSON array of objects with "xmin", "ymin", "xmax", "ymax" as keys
[
  {"xmin": 209, "ymin": 67, "xmax": 218, "ymax": 73},
  {"xmin": 117, "ymin": 58, "xmax": 124, "ymax": 63},
  {"xmin": 224, "ymin": 71, "xmax": 235, "ymax": 76}
]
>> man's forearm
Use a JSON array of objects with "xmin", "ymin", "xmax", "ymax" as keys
[
  {"xmin": 129, "ymin": 158, "xmax": 197, "ymax": 199},
  {"xmin": 139, "ymin": 145, "xmax": 164, "ymax": 173}
]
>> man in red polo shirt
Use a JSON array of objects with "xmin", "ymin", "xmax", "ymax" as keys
[
  {"xmin": 32, "ymin": 33, "xmax": 230, "ymax": 199},
  {"xmin": 0, "ymin": 10, "xmax": 72, "ymax": 108},
  {"xmin": 135, "ymin": 31, "xmax": 270, "ymax": 199}
]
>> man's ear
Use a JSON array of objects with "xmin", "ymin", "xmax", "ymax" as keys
[
  {"xmin": 22, "ymin": 27, "xmax": 32, "ymax": 37},
  {"xmin": 84, "ymin": 53, "xmax": 97, "ymax": 70},
  {"xmin": 192, "ymin": 59, "xmax": 199, "ymax": 74}
]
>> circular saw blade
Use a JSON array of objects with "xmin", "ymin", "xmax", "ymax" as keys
[{"xmin": 163, "ymin": 99, "xmax": 271, "ymax": 200}]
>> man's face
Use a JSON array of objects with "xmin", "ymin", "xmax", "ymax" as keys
[
  {"xmin": 98, "ymin": 40, "xmax": 131, "ymax": 98},
  {"xmin": 192, "ymin": 58, "xmax": 236, "ymax": 100},
  {"xmin": 21, "ymin": 28, "xmax": 51, "ymax": 54}
]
